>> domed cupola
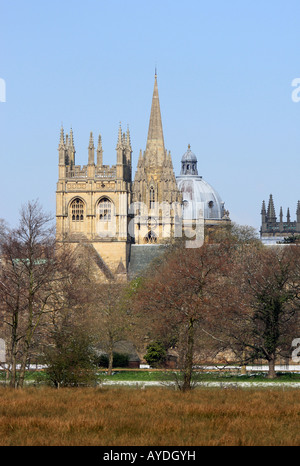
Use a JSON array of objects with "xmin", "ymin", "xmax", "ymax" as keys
[
  {"xmin": 176, "ymin": 145, "xmax": 229, "ymax": 221},
  {"xmin": 180, "ymin": 144, "xmax": 198, "ymax": 175}
]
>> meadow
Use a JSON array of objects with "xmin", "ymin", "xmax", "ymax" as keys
[{"xmin": 0, "ymin": 386, "xmax": 299, "ymax": 446}]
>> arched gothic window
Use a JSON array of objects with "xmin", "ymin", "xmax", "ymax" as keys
[
  {"xmin": 98, "ymin": 198, "xmax": 112, "ymax": 221},
  {"xmin": 144, "ymin": 230, "xmax": 157, "ymax": 244},
  {"xmin": 71, "ymin": 198, "xmax": 84, "ymax": 221},
  {"xmin": 149, "ymin": 187, "xmax": 155, "ymax": 209}
]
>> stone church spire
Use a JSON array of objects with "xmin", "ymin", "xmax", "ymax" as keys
[
  {"xmin": 145, "ymin": 71, "xmax": 165, "ymax": 166},
  {"xmin": 132, "ymin": 72, "xmax": 181, "ymax": 244}
]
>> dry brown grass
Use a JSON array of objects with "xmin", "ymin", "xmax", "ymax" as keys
[{"xmin": 0, "ymin": 386, "xmax": 299, "ymax": 446}]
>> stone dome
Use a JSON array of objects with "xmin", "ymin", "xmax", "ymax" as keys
[
  {"xmin": 181, "ymin": 145, "xmax": 198, "ymax": 163},
  {"xmin": 180, "ymin": 145, "xmax": 198, "ymax": 176},
  {"xmin": 176, "ymin": 146, "xmax": 226, "ymax": 220}
]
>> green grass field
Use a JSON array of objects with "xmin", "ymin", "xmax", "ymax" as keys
[
  {"xmin": 100, "ymin": 369, "xmax": 300, "ymax": 383},
  {"xmin": 2, "ymin": 369, "xmax": 300, "ymax": 385}
]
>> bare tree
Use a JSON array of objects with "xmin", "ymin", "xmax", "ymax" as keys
[
  {"xmin": 90, "ymin": 281, "xmax": 130, "ymax": 376},
  {"xmin": 131, "ymin": 240, "xmax": 232, "ymax": 391},
  {"xmin": 209, "ymin": 244, "xmax": 300, "ymax": 378},
  {"xmin": 43, "ymin": 304, "xmax": 98, "ymax": 388},
  {"xmin": 0, "ymin": 219, "xmax": 7, "ymax": 239},
  {"xmin": 0, "ymin": 200, "xmax": 75, "ymax": 387}
]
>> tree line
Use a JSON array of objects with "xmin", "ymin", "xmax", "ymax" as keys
[{"xmin": 0, "ymin": 201, "xmax": 300, "ymax": 390}]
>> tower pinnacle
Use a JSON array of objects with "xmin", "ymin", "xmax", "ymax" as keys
[
  {"xmin": 58, "ymin": 125, "xmax": 65, "ymax": 149},
  {"xmin": 88, "ymin": 131, "xmax": 95, "ymax": 165},
  {"xmin": 97, "ymin": 134, "xmax": 103, "ymax": 167},
  {"xmin": 116, "ymin": 123, "xmax": 123, "ymax": 150},
  {"xmin": 267, "ymin": 194, "xmax": 276, "ymax": 221}
]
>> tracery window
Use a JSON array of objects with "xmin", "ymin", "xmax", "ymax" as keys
[
  {"xmin": 98, "ymin": 198, "xmax": 112, "ymax": 221},
  {"xmin": 71, "ymin": 198, "xmax": 84, "ymax": 221},
  {"xmin": 144, "ymin": 230, "xmax": 157, "ymax": 244}
]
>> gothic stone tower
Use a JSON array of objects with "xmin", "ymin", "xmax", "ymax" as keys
[
  {"xmin": 260, "ymin": 194, "xmax": 300, "ymax": 239},
  {"xmin": 132, "ymin": 73, "xmax": 181, "ymax": 244},
  {"xmin": 56, "ymin": 124, "xmax": 132, "ymax": 280}
]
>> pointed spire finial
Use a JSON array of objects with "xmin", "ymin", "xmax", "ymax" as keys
[
  {"xmin": 89, "ymin": 131, "xmax": 94, "ymax": 147},
  {"xmin": 67, "ymin": 126, "xmax": 75, "ymax": 167},
  {"xmin": 145, "ymin": 72, "xmax": 165, "ymax": 161},
  {"xmin": 58, "ymin": 124, "xmax": 66, "ymax": 167},
  {"xmin": 88, "ymin": 131, "xmax": 95, "ymax": 165},
  {"xmin": 59, "ymin": 125, "xmax": 65, "ymax": 147},
  {"xmin": 126, "ymin": 125, "xmax": 132, "ymax": 149},
  {"xmin": 116, "ymin": 122, "xmax": 123, "ymax": 149},
  {"xmin": 267, "ymin": 194, "xmax": 276, "ymax": 221},
  {"xmin": 97, "ymin": 133, "xmax": 103, "ymax": 167},
  {"xmin": 97, "ymin": 133, "xmax": 102, "ymax": 150},
  {"xmin": 69, "ymin": 127, "xmax": 75, "ymax": 148}
]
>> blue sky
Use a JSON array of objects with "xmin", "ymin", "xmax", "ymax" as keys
[{"xmin": 1, "ymin": 0, "xmax": 300, "ymax": 232}]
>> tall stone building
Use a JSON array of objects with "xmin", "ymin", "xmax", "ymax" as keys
[
  {"xmin": 132, "ymin": 72, "xmax": 181, "ymax": 244},
  {"xmin": 260, "ymin": 194, "xmax": 300, "ymax": 242},
  {"xmin": 56, "ymin": 124, "xmax": 132, "ymax": 280},
  {"xmin": 56, "ymin": 73, "xmax": 230, "ymax": 279}
]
